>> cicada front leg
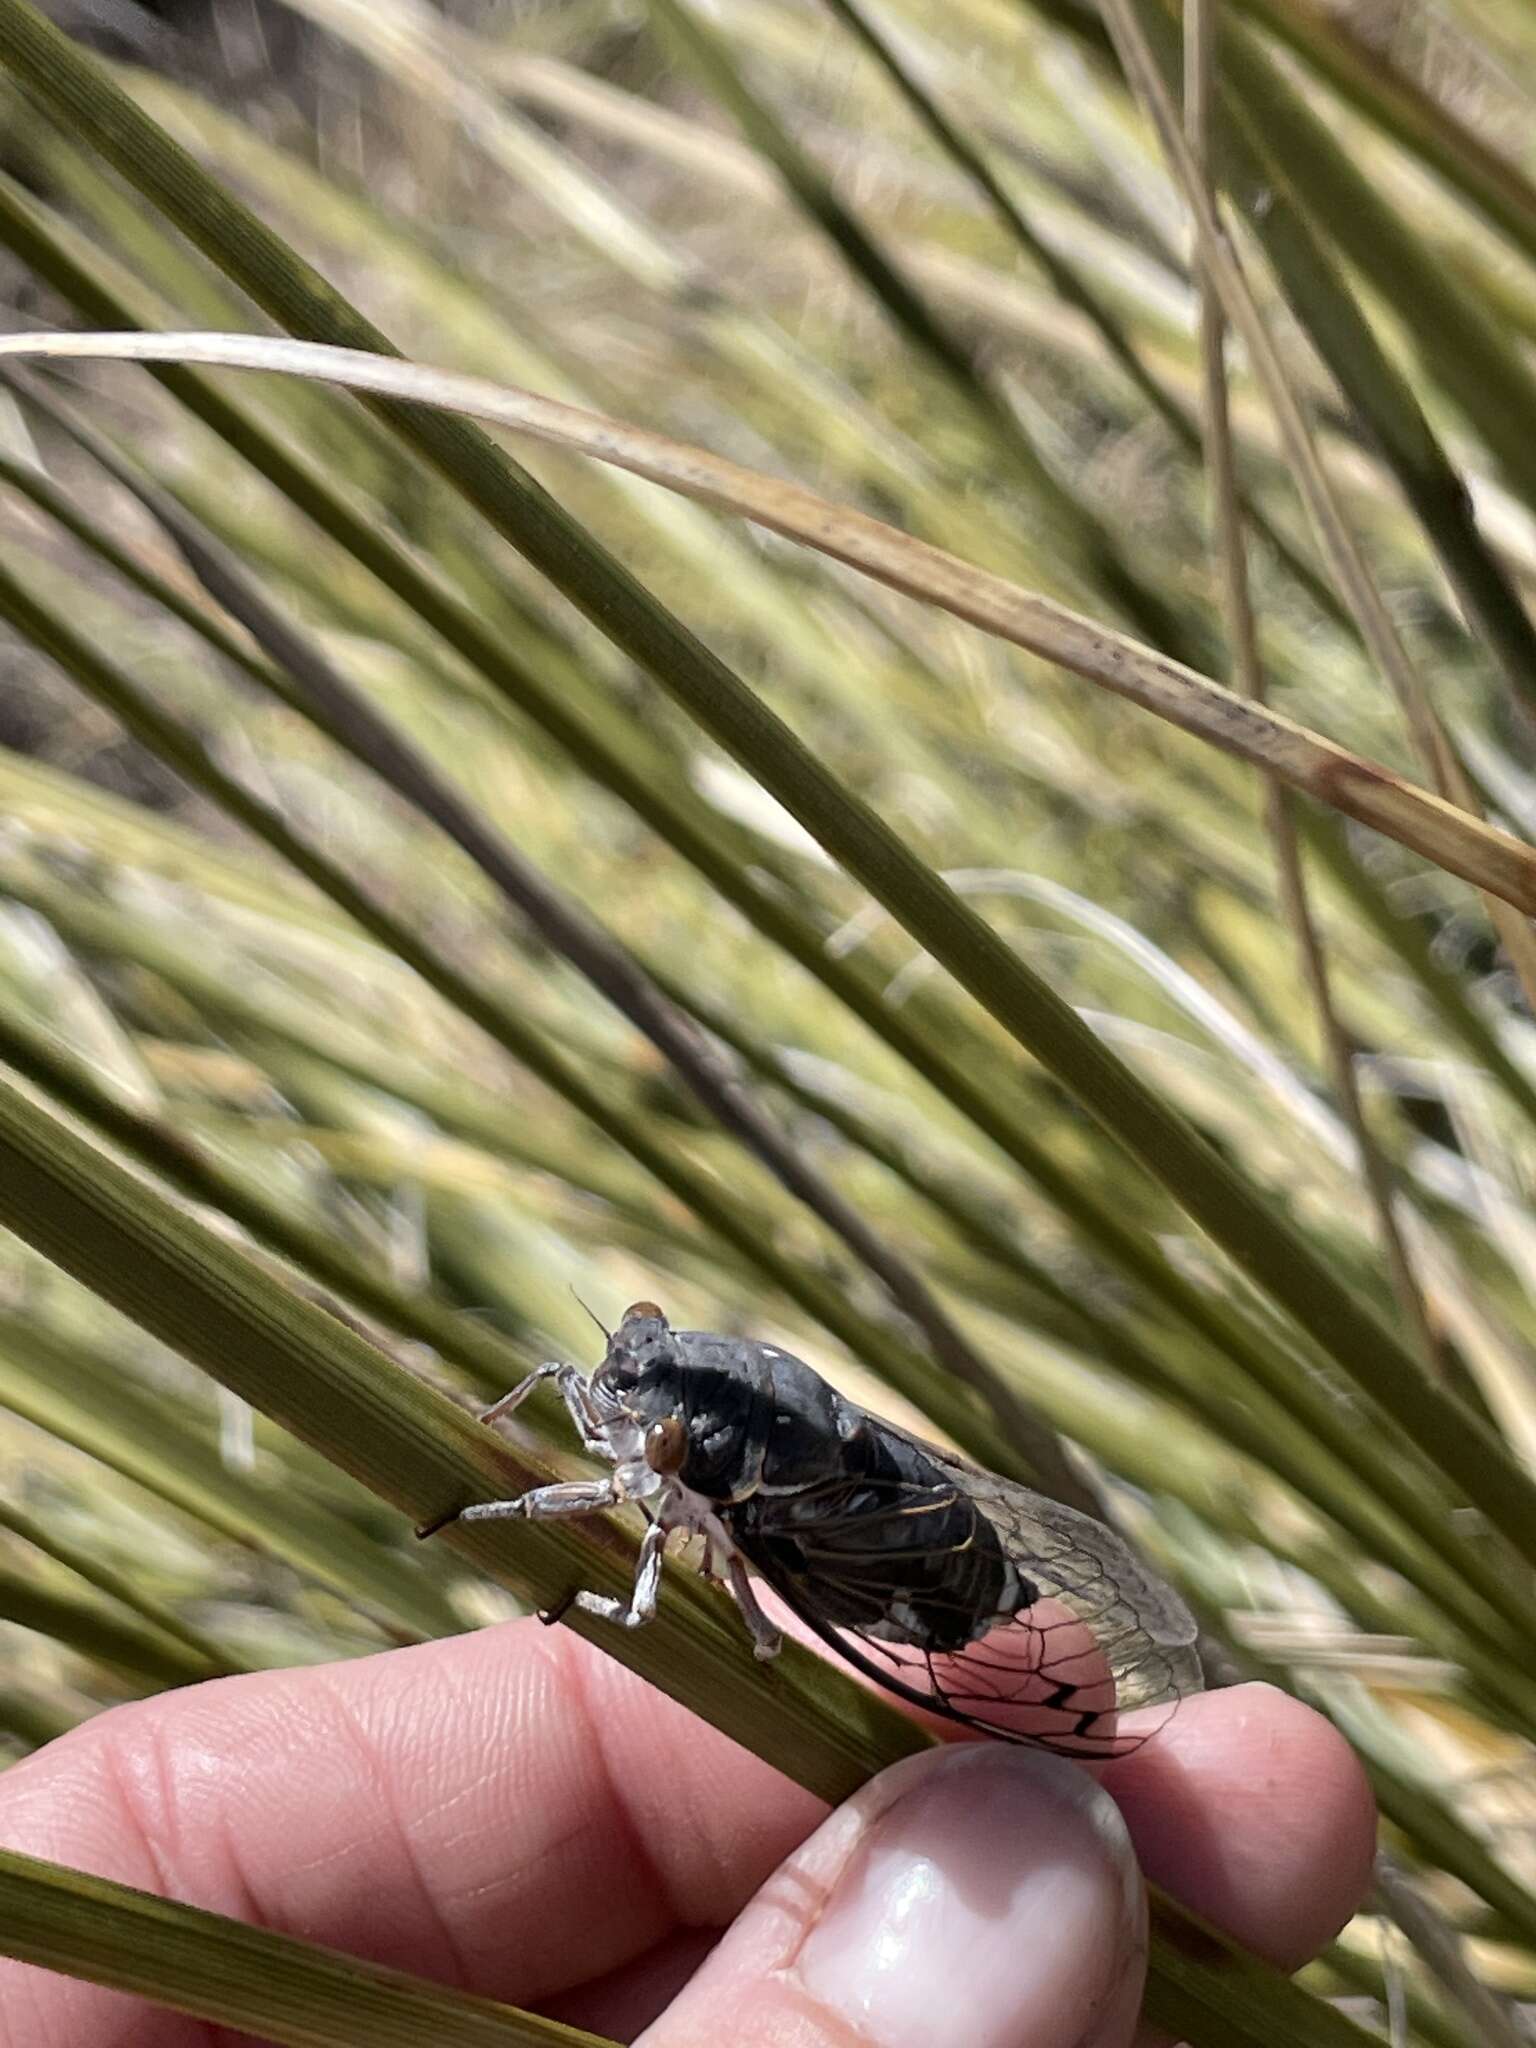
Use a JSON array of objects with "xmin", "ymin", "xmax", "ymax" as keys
[{"xmin": 478, "ymin": 1361, "xmax": 610, "ymax": 1455}]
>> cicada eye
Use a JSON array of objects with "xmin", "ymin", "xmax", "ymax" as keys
[
  {"xmin": 644, "ymin": 1415, "xmax": 688, "ymax": 1476},
  {"xmin": 622, "ymin": 1300, "xmax": 666, "ymax": 1326}
]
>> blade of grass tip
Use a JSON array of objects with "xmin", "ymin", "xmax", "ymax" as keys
[
  {"xmin": 1106, "ymin": 0, "xmax": 1536, "ymax": 1024},
  {"xmin": 645, "ymin": 0, "xmax": 1204, "ymax": 666},
  {"xmin": 815, "ymin": 0, "xmax": 1348, "ymax": 635},
  {"xmin": 5, "ymin": 21, "xmax": 1536, "ymax": 1585},
  {"xmin": 0, "ymin": 1846, "xmax": 611, "ymax": 2048},
  {"xmin": 0, "ymin": 547, "xmax": 996, "ymax": 1470},
  {"xmin": 0, "ymin": 1061, "xmax": 1389, "ymax": 2048},
  {"xmin": 1180, "ymin": 0, "xmax": 1440, "ymax": 1372},
  {"xmin": 0, "ymin": 1493, "xmax": 245, "ymax": 1677},
  {"xmin": 8, "ymin": 324, "xmax": 1532, "ymax": 925}
]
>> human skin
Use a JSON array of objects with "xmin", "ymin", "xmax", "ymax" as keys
[{"xmin": 0, "ymin": 1618, "xmax": 1376, "ymax": 2046}]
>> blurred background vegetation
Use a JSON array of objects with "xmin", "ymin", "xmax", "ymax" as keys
[{"xmin": 1, "ymin": 0, "xmax": 1536, "ymax": 2040}]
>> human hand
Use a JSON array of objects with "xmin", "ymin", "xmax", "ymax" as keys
[{"xmin": 0, "ymin": 1618, "xmax": 1375, "ymax": 2046}]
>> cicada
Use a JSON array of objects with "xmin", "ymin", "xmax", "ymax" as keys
[{"xmin": 428, "ymin": 1302, "xmax": 1201, "ymax": 1756}]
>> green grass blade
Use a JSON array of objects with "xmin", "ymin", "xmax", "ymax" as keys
[
  {"xmin": 0, "ymin": 1316, "xmax": 457, "ymax": 1641},
  {"xmin": 1206, "ymin": 7, "xmax": 1536, "ymax": 527},
  {"xmin": 647, "ymin": 0, "xmax": 1198, "ymax": 661},
  {"xmin": 1231, "ymin": 0, "xmax": 1536, "ymax": 271},
  {"xmin": 0, "ymin": 1559, "xmax": 213, "ymax": 1689},
  {"xmin": 0, "ymin": 1495, "xmax": 244, "ymax": 1678},
  {"xmin": 1157, "ymin": 4, "xmax": 1536, "ymax": 720},
  {"xmin": 0, "ymin": 1847, "xmax": 609, "ymax": 2047}
]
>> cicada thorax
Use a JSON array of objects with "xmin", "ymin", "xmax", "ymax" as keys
[
  {"xmin": 729, "ymin": 1403, "xmax": 1032, "ymax": 1654},
  {"xmin": 669, "ymin": 1342, "xmax": 1035, "ymax": 1657}
]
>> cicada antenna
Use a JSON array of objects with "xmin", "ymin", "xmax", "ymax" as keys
[{"xmin": 571, "ymin": 1288, "xmax": 611, "ymax": 1343}]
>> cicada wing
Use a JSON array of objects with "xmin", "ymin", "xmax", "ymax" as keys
[
  {"xmin": 743, "ymin": 1421, "xmax": 1201, "ymax": 1758},
  {"xmin": 915, "ymin": 1439, "xmax": 1203, "ymax": 1712}
]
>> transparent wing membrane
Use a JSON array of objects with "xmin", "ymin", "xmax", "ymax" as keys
[{"xmin": 742, "ymin": 1427, "xmax": 1201, "ymax": 1759}]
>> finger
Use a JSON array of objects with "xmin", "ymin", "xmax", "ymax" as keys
[
  {"xmin": 0, "ymin": 1616, "xmax": 823, "ymax": 2042},
  {"xmin": 556, "ymin": 1680, "xmax": 1375, "ymax": 2041},
  {"xmin": 640, "ymin": 1743, "xmax": 1146, "ymax": 2048},
  {"xmin": 1099, "ymin": 1682, "xmax": 1377, "ymax": 1970},
  {"xmin": 0, "ymin": 1612, "xmax": 1373, "ymax": 2047}
]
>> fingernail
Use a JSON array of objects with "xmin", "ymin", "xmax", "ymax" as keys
[{"xmin": 794, "ymin": 1745, "xmax": 1145, "ymax": 2048}]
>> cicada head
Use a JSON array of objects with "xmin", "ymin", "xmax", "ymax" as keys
[
  {"xmin": 590, "ymin": 1302, "xmax": 686, "ymax": 1428},
  {"xmin": 590, "ymin": 1305, "xmax": 775, "ymax": 1500}
]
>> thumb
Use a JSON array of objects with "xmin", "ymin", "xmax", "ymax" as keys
[{"xmin": 639, "ymin": 1742, "xmax": 1146, "ymax": 2048}]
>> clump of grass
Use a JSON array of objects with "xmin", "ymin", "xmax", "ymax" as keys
[{"xmin": 0, "ymin": 0, "xmax": 1534, "ymax": 2041}]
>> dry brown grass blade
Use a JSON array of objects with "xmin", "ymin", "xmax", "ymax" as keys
[
  {"xmin": 1100, "ymin": 0, "xmax": 1536, "ymax": 1023},
  {"xmin": 3, "ymin": 327, "xmax": 1535, "ymax": 919},
  {"xmin": 1178, "ymin": 0, "xmax": 1439, "ymax": 1370}
]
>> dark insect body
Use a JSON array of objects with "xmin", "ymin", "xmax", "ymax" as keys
[{"xmin": 429, "ymin": 1303, "xmax": 1202, "ymax": 1757}]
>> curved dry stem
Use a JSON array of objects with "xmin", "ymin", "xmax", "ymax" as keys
[{"xmin": 4, "ymin": 326, "xmax": 1534, "ymax": 915}]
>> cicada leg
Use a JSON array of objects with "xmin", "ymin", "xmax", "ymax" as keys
[
  {"xmin": 457, "ymin": 1477, "xmax": 623, "ymax": 1525},
  {"xmin": 566, "ymin": 1518, "xmax": 670, "ymax": 1632},
  {"xmin": 451, "ymin": 1475, "xmax": 672, "ymax": 1637},
  {"xmin": 416, "ymin": 1370, "xmax": 618, "ymax": 1538},
  {"xmin": 479, "ymin": 1362, "xmax": 609, "ymax": 1455},
  {"xmin": 725, "ymin": 1553, "xmax": 783, "ymax": 1662}
]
